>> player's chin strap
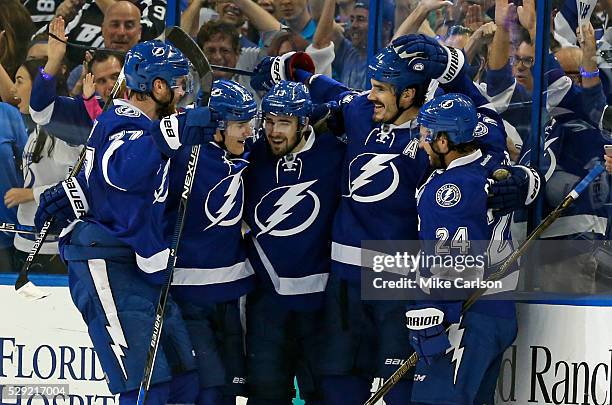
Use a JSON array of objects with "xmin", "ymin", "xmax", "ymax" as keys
[
  {"xmin": 429, "ymin": 137, "xmax": 451, "ymax": 169},
  {"xmin": 385, "ymin": 83, "xmax": 425, "ymax": 125},
  {"xmin": 384, "ymin": 89, "xmax": 413, "ymax": 125}
]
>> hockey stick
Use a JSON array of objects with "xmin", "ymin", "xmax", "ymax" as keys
[
  {"xmin": 14, "ymin": 68, "xmax": 127, "ymax": 300},
  {"xmin": 48, "ymin": 32, "xmax": 254, "ymax": 77},
  {"xmin": 211, "ymin": 64, "xmax": 255, "ymax": 77},
  {"xmin": 364, "ymin": 163, "xmax": 606, "ymax": 405},
  {"xmin": 0, "ymin": 223, "xmax": 39, "ymax": 235},
  {"xmin": 136, "ymin": 26, "xmax": 213, "ymax": 405}
]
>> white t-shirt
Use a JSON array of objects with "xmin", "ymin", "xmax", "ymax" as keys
[{"xmin": 14, "ymin": 127, "xmax": 82, "ymax": 255}]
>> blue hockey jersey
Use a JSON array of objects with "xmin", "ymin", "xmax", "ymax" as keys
[
  {"xmin": 416, "ymin": 149, "xmax": 516, "ymax": 318},
  {"xmin": 168, "ymin": 141, "xmax": 255, "ymax": 304},
  {"xmin": 306, "ymin": 69, "xmax": 509, "ymax": 283},
  {"xmin": 77, "ymin": 99, "xmax": 170, "ymax": 283},
  {"xmin": 315, "ymin": 84, "xmax": 430, "ymax": 283},
  {"xmin": 243, "ymin": 129, "xmax": 345, "ymax": 309}
]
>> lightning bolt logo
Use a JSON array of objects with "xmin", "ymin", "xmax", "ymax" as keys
[
  {"xmin": 204, "ymin": 169, "xmax": 245, "ymax": 230},
  {"xmin": 446, "ymin": 317, "xmax": 466, "ymax": 385},
  {"xmin": 255, "ymin": 180, "xmax": 320, "ymax": 237},
  {"xmin": 435, "ymin": 184, "xmax": 461, "ymax": 208},
  {"xmin": 106, "ymin": 316, "xmax": 129, "ymax": 380},
  {"xmin": 88, "ymin": 259, "xmax": 129, "ymax": 380},
  {"xmin": 391, "ymin": 48, "xmax": 425, "ymax": 61},
  {"xmin": 154, "ymin": 160, "xmax": 171, "ymax": 203},
  {"xmin": 345, "ymin": 153, "xmax": 400, "ymax": 203}
]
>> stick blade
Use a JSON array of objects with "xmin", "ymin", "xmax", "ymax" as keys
[
  {"xmin": 166, "ymin": 26, "xmax": 213, "ymax": 106},
  {"xmin": 15, "ymin": 279, "xmax": 49, "ymax": 300}
]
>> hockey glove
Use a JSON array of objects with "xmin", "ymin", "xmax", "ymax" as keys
[
  {"xmin": 390, "ymin": 34, "xmax": 465, "ymax": 84},
  {"xmin": 151, "ymin": 107, "xmax": 220, "ymax": 158},
  {"xmin": 488, "ymin": 165, "xmax": 542, "ymax": 216},
  {"xmin": 35, "ymin": 177, "xmax": 89, "ymax": 233},
  {"xmin": 250, "ymin": 52, "xmax": 316, "ymax": 92},
  {"xmin": 405, "ymin": 302, "xmax": 462, "ymax": 365}
]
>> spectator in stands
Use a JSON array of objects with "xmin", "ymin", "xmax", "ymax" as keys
[
  {"xmin": 267, "ymin": 30, "xmax": 309, "ymax": 56},
  {"xmin": 0, "ymin": 0, "xmax": 35, "ymax": 79},
  {"xmin": 0, "ymin": 103, "xmax": 28, "ymax": 272},
  {"xmin": 214, "ymin": 0, "xmax": 258, "ymax": 48},
  {"xmin": 198, "ymin": 21, "xmax": 241, "ymax": 81},
  {"xmin": 4, "ymin": 58, "xmax": 81, "ymax": 275},
  {"xmin": 257, "ymin": 0, "xmax": 276, "ymax": 16},
  {"xmin": 54, "ymin": 0, "xmax": 86, "ymax": 23},
  {"xmin": 555, "ymin": 46, "xmax": 584, "ymax": 86},
  {"xmin": 66, "ymin": 1, "xmax": 141, "ymax": 92},
  {"xmin": 0, "ymin": 33, "xmax": 55, "ymax": 108},
  {"xmin": 277, "ymin": 0, "xmax": 317, "ymax": 42},
  {"xmin": 26, "ymin": 34, "xmax": 50, "ymax": 61},
  {"xmin": 446, "ymin": 22, "xmax": 496, "ymax": 82},
  {"xmin": 101, "ymin": 1, "xmax": 142, "ymax": 52},
  {"xmin": 30, "ymin": 17, "xmax": 124, "ymax": 146},
  {"xmin": 45, "ymin": 0, "xmax": 163, "ymax": 70},
  {"xmin": 184, "ymin": 0, "xmax": 282, "ymax": 49},
  {"xmin": 315, "ymin": 0, "xmax": 373, "ymax": 89},
  {"xmin": 238, "ymin": 26, "xmax": 334, "ymax": 102}
]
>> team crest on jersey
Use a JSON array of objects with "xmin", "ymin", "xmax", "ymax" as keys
[
  {"xmin": 435, "ymin": 183, "xmax": 461, "ymax": 207},
  {"xmin": 473, "ymin": 122, "xmax": 488, "ymax": 138},
  {"xmin": 441, "ymin": 100, "xmax": 454, "ymax": 109},
  {"xmin": 204, "ymin": 168, "xmax": 245, "ymax": 230},
  {"xmin": 365, "ymin": 127, "xmax": 395, "ymax": 147},
  {"xmin": 152, "ymin": 47, "xmax": 165, "ymax": 56},
  {"xmin": 115, "ymin": 105, "xmax": 141, "ymax": 118},
  {"xmin": 344, "ymin": 153, "xmax": 400, "ymax": 203},
  {"xmin": 340, "ymin": 93, "xmax": 356, "ymax": 106},
  {"xmin": 480, "ymin": 115, "xmax": 498, "ymax": 126},
  {"xmin": 255, "ymin": 180, "xmax": 320, "ymax": 237}
]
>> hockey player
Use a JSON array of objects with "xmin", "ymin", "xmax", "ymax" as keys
[
  {"xmin": 34, "ymin": 40, "xmax": 221, "ymax": 404},
  {"xmin": 407, "ymin": 93, "xmax": 517, "ymax": 404},
  {"xmin": 166, "ymin": 79, "xmax": 258, "ymax": 405},
  {"xmin": 251, "ymin": 46, "xmax": 430, "ymax": 405},
  {"xmin": 242, "ymin": 81, "xmax": 345, "ymax": 405},
  {"xmin": 249, "ymin": 34, "xmax": 539, "ymax": 405}
]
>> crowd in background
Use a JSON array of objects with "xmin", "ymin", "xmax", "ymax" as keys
[{"xmin": 0, "ymin": 0, "xmax": 611, "ymax": 293}]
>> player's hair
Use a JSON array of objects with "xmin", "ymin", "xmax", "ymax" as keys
[
  {"xmin": 437, "ymin": 132, "xmax": 478, "ymax": 154},
  {"xmin": 196, "ymin": 20, "xmax": 240, "ymax": 55},
  {"xmin": 397, "ymin": 82, "xmax": 428, "ymax": 108},
  {"xmin": 409, "ymin": 83, "xmax": 428, "ymax": 107}
]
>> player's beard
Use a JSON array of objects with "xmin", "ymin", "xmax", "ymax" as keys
[
  {"xmin": 268, "ymin": 133, "xmax": 301, "ymax": 157},
  {"xmin": 153, "ymin": 87, "xmax": 178, "ymax": 119},
  {"xmin": 156, "ymin": 101, "xmax": 177, "ymax": 119}
]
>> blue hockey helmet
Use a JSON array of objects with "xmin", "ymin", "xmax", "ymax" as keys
[
  {"xmin": 417, "ymin": 93, "xmax": 477, "ymax": 145},
  {"xmin": 210, "ymin": 79, "xmax": 257, "ymax": 124},
  {"xmin": 368, "ymin": 46, "xmax": 430, "ymax": 95},
  {"xmin": 124, "ymin": 40, "xmax": 190, "ymax": 93},
  {"xmin": 261, "ymin": 81, "xmax": 313, "ymax": 125}
]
